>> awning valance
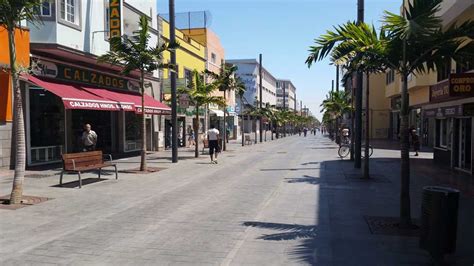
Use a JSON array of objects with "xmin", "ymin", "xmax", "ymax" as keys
[
  {"xmin": 82, "ymin": 87, "xmax": 171, "ymax": 114},
  {"xmin": 25, "ymin": 75, "xmax": 170, "ymax": 114}
]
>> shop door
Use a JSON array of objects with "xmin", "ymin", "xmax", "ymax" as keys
[{"xmin": 455, "ymin": 118, "xmax": 472, "ymax": 171}]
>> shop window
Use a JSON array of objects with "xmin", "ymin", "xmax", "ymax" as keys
[
  {"xmin": 184, "ymin": 69, "xmax": 193, "ymax": 88},
  {"xmin": 104, "ymin": 3, "xmax": 110, "ymax": 40},
  {"xmin": 40, "ymin": 1, "xmax": 52, "ymax": 17},
  {"xmin": 211, "ymin": 53, "xmax": 217, "ymax": 64},
  {"xmin": 29, "ymin": 87, "xmax": 64, "ymax": 164},
  {"xmin": 456, "ymin": 58, "xmax": 473, "ymax": 73},
  {"xmin": 436, "ymin": 119, "xmax": 451, "ymax": 149},
  {"xmin": 437, "ymin": 59, "xmax": 451, "ymax": 82},
  {"xmin": 59, "ymin": 0, "xmax": 81, "ymax": 28},
  {"xmin": 386, "ymin": 70, "xmax": 395, "ymax": 85},
  {"xmin": 125, "ymin": 112, "xmax": 142, "ymax": 151}
]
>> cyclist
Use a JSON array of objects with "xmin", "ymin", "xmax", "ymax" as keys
[{"xmin": 341, "ymin": 125, "xmax": 350, "ymax": 145}]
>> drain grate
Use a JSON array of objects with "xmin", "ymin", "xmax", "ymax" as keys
[{"xmin": 364, "ymin": 216, "xmax": 419, "ymax": 237}]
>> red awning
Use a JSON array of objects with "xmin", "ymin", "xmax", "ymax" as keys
[
  {"xmin": 83, "ymin": 87, "xmax": 171, "ymax": 115},
  {"xmin": 26, "ymin": 76, "xmax": 131, "ymax": 111},
  {"xmin": 25, "ymin": 75, "xmax": 170, "ymax": 114}
]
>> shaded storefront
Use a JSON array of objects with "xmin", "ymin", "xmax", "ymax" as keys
[
  {"xmin": 25, "ymin": 57, "xmax": 169, "ymax": 166},
  {"xmin": 423, "ymin": 73, "xmax": 474, "ymax": 175}
]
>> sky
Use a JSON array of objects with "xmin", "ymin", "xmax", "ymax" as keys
[{"xmin": 157, "ymin": 0, "xmax": 402, "ymax": 121}]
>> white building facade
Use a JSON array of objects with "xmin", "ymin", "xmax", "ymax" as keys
[
  {"xmin": 276, "ymin": 79, "xmax": 297, "ymax": 111},
  {"xmin": 23, "ymin": 0, "xmax": 168, "ymax": 166}
]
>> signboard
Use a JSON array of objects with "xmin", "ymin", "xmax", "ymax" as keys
[
  {"xmin": 179, "ymin": 94, "xmax": 190, "ymax": 108},
  {"xmin": 429, "ymin": 80, "xmax": 450, "ymax": 102},
  {"xmin": 109, "ymin": 0, "xmax": 121, "ymax": 39},
  {"xmin": 64, "ymin": 100, "xmax": 134, "ymax": 111},
  {"xmin": 423, "ymin": 105, "xmax": 463, "ymax": 118},
  {"xmin": 450, "ymin": 73, "xmax": 474, "ymax": 97},
  {"xmin": 35, "ymin": 61, "xmax": 139, "ymax": 91}
]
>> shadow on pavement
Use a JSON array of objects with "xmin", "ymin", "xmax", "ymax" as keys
[
  {"xmin": 285, "ymin": 175, "xmax": 320, "ymax": 185},
  {"xmin": 51, "ymin": 178, "xmax": 107, "ymax": 188},
  {"xmin": 242, "ymin": 222, "xmax": 318, "ymax": 241}
]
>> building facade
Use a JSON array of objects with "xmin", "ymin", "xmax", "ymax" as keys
[
  {"xmin": 160, "ymin": 16, "xmax": 206, "ymax": 148},
  {"xmin": 19, "ymin": 0, "xmax": 169, "ymax": 166},
  {"xmin": 0, "ymin": 26, "xmax": 30, "ymax": 168},
  {"xmin": 227, "ymin": 59, "xmax": 277, "ymax": 133},
  {"xmin": 421, "ymin": 0, "xmax": 474, "ymax": 174},
  {"xmin": 276, "ymin": 79, "xmax": 297, "ymax": 111}
]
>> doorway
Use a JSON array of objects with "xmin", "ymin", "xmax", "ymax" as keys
[{"xmin": 454, "ymin": 118, "xmax": 472, "ymax": 172}]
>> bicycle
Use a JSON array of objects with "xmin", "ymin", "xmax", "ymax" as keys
[{"xmin": 338, "ymin": 143, "xmax": 373, "ymax": 159}]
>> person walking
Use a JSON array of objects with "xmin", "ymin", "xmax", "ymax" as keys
[
  {"xmin": 411, "ymin": 127, "xmax": 420, "ymax": 156},
  {"xmin": 303, "ymin": 127, "xmax": 308, "ymax": 137},
  {"xmin": 82, "ymin": 124, "xmax": 97, "ymax": 151},
  {"xmin": 207, "ymin": 124, "xmax": 220, "ymax": 164},
  {"xmin": 187, "ymin": 125, "xmax": 195, "ymax": 148}
]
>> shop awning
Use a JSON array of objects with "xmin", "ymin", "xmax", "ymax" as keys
[
  {"xmin": 209, "ymin": 109, "xmax": 224, "ymax": 117},
  {"xmin": 82, "ymin": 87, "xmax": 171, "ymax": 114},
  {"xmin": 25, "ymin": 75, "xmax": 171, "ymax": 114},
  {"xmin": 26, "ymin": 76, "xmax": 130, "ymax": 111}
]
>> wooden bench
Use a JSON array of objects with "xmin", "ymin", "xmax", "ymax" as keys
[{"xmin": 60, "ymin": 151, "xmax": 118, "ymax": 188}]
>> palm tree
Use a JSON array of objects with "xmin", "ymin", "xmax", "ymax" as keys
[
  {"xmin": 320, "ymin": 91, "xmax": 352, "ymax": 136},
  {"xmin": 382, "ymin": 0, "xmax": 474, "ymax": 227},
  {"xmin": 179, "ymin": 70, "xmax": 225, "ymax": 157},
  {"xmin": 206, "ymin": 64, "xmax": 240, "ymax": 151},
  {"xmin": 0, "ymin": 0, "xmax": 42, "ymax": 204},
  {"xmin": 232, "ymin": 77, "xmax": 246, "ymax": 146},
  {"xmin": 98, "ymin": 15, "xmax": 176, "ymax": 171}
]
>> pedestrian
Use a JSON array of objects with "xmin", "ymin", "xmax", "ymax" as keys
[
  {"xmin": 303, "ymin": 127, "xmax": 308, "ymax": 137},
  {"xmin": 82, "ymin": 123, "xmax": 97, "ymax": 151},
  {"xmin": 207, "ymin": 124, "xmax": 220, "ymax": 164},
  {"xmin": 187, "ymin": 125, "xmax": 195, "ymax": 148},
  {"xmin": 410, "ymin": 127, "xmax": 420, "ymax": 156},
  {"xmin": 298, "ymin": 128, "xmax": 302, "ymax": 136}
]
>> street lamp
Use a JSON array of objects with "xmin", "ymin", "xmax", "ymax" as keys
[{"xmin": 169, "ymin": 0, "xmax": 178, "ymax": 163}]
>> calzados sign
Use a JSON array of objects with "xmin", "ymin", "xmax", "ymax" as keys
[{"xmin": 109, "ymin": 0, "xmax": 121, "ymax": 39}]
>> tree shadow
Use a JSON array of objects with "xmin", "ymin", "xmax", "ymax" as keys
[
  {"xmin": 242, "ymin": 221, "xmax": 318, "ymax": 241},
  {"xmin": 285, "ymin": 175, "xmax": 320, "ymax": 185},
  {"xmin": 51, "ymin": 178, "xmax": 107, "ymax": 188},
  {"xmin": 260, "ymin": 167, "xmax": 320, "ymax": 172}
]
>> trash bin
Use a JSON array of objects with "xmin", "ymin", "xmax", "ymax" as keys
[{"xmin": 419, "ymin": 186, "xmax": 460, "ymax": 260}]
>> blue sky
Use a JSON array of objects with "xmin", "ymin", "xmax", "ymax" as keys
[{"xmin": 158, "ymin": 0, "xmax": 402, "ymax": 120}]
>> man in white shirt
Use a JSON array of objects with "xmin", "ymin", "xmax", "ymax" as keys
[
  {"xmin": 207, "ymin": 124, "xmax": 220, "ymax": 164},
  {"xmin": 82, "ymin": 124, "xmax": 97, "ymax": 151}
]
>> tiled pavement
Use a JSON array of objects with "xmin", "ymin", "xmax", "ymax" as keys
[{"xmin": 0, "ymin": 134, "xmax": 473, "ymax": 265}]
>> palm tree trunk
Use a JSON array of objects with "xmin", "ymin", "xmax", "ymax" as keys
[
  {"xmin": 139, "ymin": 71, "xmax": 147, "ymax": 171},
  {"xmin": 363, "ymin": 72, "xmax": 370, "ymax": 179},
  {"xmin": 194, "ymin": 107, "xmax": 199, "ymax": 158},
  {"xmin": 8, "ymin": 28, "xmax": 26, "ymax": 205},
  {"xmin": 400, "ymin": 72, "xmax": 411, "ymax": 227},
  {"xmin": 400, "ymin": 39, "xmax": 411, "ymax": 228}
]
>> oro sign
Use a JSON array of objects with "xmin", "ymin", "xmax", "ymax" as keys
[{"xmin": 450, "ymin": 73, "xmax": 474, "ymax": 97}]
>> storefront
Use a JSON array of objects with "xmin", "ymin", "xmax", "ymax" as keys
[
  {"xmin": 24, "ymin": 57, "xmax": 170, "ymax": 166},
  {"xmin": 423, "ymin": 73, "xmax": 474, "ymax": 175}
]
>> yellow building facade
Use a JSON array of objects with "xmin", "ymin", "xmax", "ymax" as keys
[{"xmin": 159, "ymin": 18, "xmax": 207, "ymax": 148}]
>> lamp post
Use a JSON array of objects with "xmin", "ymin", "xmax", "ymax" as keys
[
  {"xmin": 354, "ymin": 0, "xmax": 364, "ymax": 169},
  {"xmin": 169, "ymin": 0, "xmax": 178, "ymax": 163},
  {"xmin": 259, "ymin": 54, "xmax": 263, "ymax": 143}
]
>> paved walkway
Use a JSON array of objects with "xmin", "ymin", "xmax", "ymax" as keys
[{"xmin": 0, "ymin": 134, "xmax": 473, "ymax": 265}]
